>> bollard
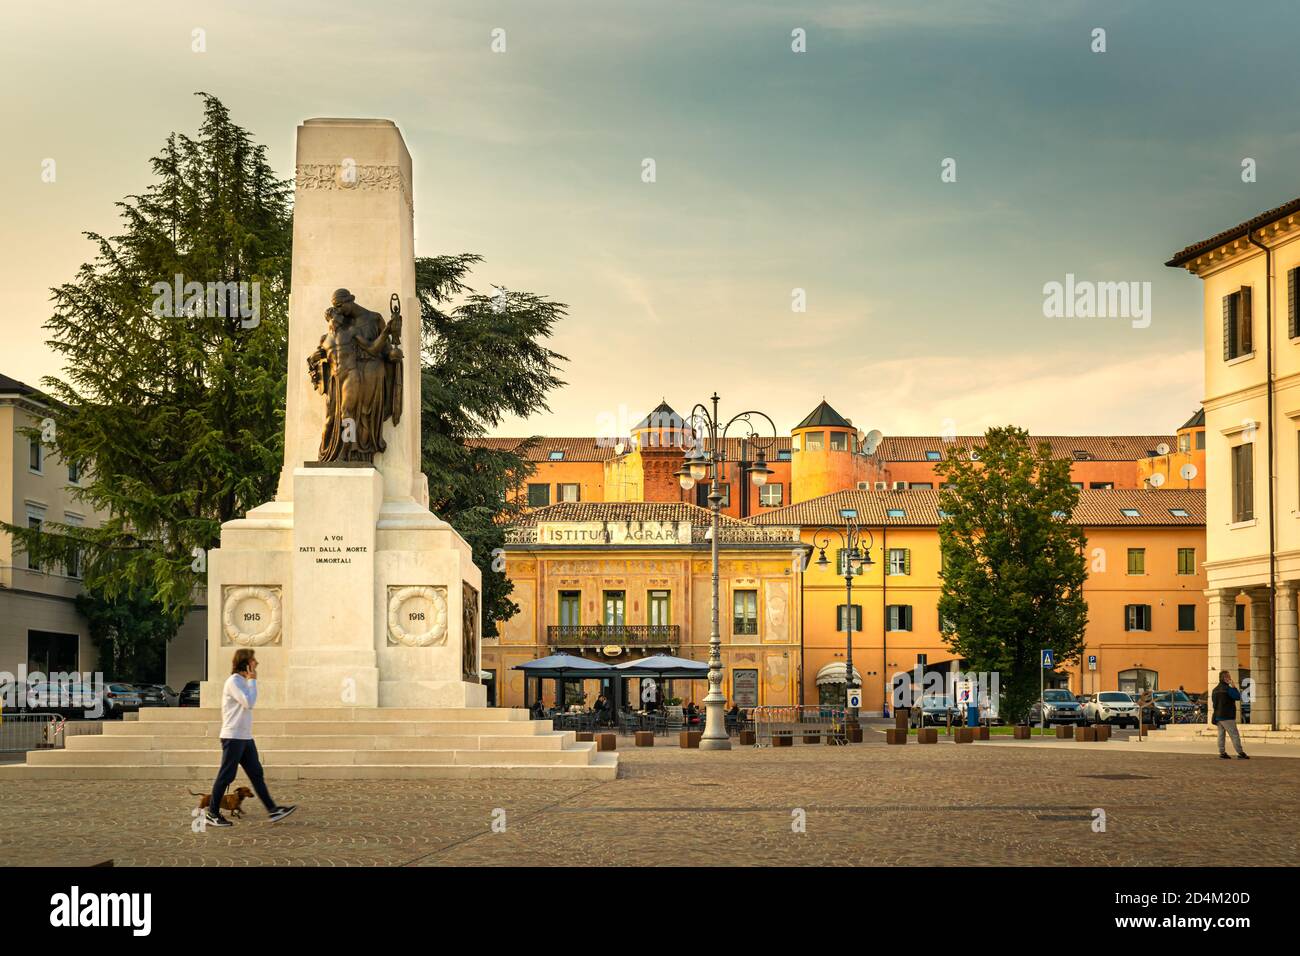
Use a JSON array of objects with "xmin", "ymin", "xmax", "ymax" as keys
[
  {"xmin": 973, "ymin": 726, "xmax": 990, "ymax": 740},
  {"xmin": 1013, "ymin": 725, "xmax": 1032, "ymax": 740},
  {"xmin": 635, "ymin": 730, "xmax": 655, "ymax": 747},
  {"xmin": 1076, "ymin": 726, "xmax": 1097, "ymax": 742},
  {"xmin": 1093, "ymin": 724, "xmax": 1110, "ymax": 742},
  {"xmin": 847, "ymin": 725, "xmax": 863, "ymax": 743},
  {"xmin": 1055, "ymin": 725, "xmax": 1074, "ymax": 740},
  {"xmin": 739, "ymin": 729, "xmax": 757, "ymax": 745},
  {"xmin": 885, "ymin": 728, "xmax": 907, "ymax": 745},
  {"xmin": 575, "ymin": 731, "xmax": 594, "ymax": 742},
  {"xmin": 954, "ymin": 727, "xmax": 974, "ymax": 743},
  {"xmin": 596, "ymin": 733, "xmax": 617, "ymax": 751},
  {"xmin": 918, "ymin": 727, "xmax": 938, "ymax": 744},
  {"xmin": 679, "ymin": 730, "xmax": 701, "ymax": 749},
  {"xmin": 803, "ymin": 733, "xmax": 821, "ymax": 744},
  {"xmin": 773, "ymin": 734, "xmax": 793, "ymax": 748},
  {"xmin": 894, "ymin": 707, "xmax": 911, "ymax": 731}
]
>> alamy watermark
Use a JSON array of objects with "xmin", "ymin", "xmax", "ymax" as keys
[
  {"xmin": 151, "ymin": 274, "xmax": 261, "ymax": 328},
  {"xmin": 1042, "ymin": 273, "xmax": 1151, "ymax": 329}
]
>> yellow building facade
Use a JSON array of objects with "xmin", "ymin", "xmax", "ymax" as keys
[
  {"xmin": 1168, "ymin": 198, "xmax": 1300, "ymax": 728},
  {"xmin": 483, "ymin": 501, "xmax": 805, "ymax": 710},
  {"xmin": 752, "ymin": 487, "xmax": 1212, "ymax": 711}
]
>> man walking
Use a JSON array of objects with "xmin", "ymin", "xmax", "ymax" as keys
[
  {"xmin": 205, "ymin": 649, "xmax": 298, "ymax": 828},
  {"xmin": 1211, "ymin": 670, "xmax": 1249, "ymax": 761}
]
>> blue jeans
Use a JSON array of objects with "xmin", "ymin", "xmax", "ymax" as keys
[{"xmin": 210, "ymin": 738, "xmax": 277, "ymax": 814}]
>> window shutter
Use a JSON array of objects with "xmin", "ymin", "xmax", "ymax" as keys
[
  {"xmin": 1223, "ymin": 294, "xmax": 1234, "ymax": 360},
  {"xmin": 904, "ymin": 549, "xmax": 912, "ymax": 575},
  {"xmin": 1241, "ymin": 286, "xmax": 1253, "ymax": 354},
  {"xmin": 1291, "ymin": 267, "xmax": 1298, "ymax": 339},
  {"xmin": 905, "ymin": 606, "xmax": 913, "ymax": 630},
  {"xmin": 1124, "ymin": 604, "xmax": 1133, "ymax": 630}
]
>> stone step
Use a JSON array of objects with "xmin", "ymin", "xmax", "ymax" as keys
[
  {"xmin": 65, "ymin": 731, "xmax": 576, "ymax": 752},
  {"xmin": 134, "ymin": 707, "xmax": 530, "ymax": 723},
  {"xmin": 0, "ymin": 754, "xmax": 619, "ymax": 781},
  {"xmin": 25, "ymin": 744, "xmax": 598, "ymax": 767},
  {"xmin": 104, "ymin": 719, "xmax": 552, "ymax": 737}
]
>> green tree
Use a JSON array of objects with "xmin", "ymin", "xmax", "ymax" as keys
[
  {"xmin": 75, "ymin": 587, "xmax": 176, "ymax": 683},
  {"xmin": 415, "ymin": 255, "xmax": 567, "ymax": 633},
  {"xmin": 5, "ymin": 93, "xmax": 292, "ymax": 630},
  {"xmin": 935, "ymin": 426, "xmax": 1089, "ymax": 722}
]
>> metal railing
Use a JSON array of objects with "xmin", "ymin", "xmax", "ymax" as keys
[
  {"xmin": 751, "ymin": 705, "xmax": 849, "ymax": 747},
  {"xmin": 547, "ymin": 624, "xmax": 680, "ymax": 648},
  {"xmin": 0, "ymin": 712, "xmax": 67, "ymax": 752}
]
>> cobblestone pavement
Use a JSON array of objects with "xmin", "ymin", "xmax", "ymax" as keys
[{"xmin": 2, "ymin": 739, "xmax": 1297, "ymax": 866}]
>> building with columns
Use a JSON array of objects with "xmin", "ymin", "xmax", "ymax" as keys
[{"xmin": 1168, "ymin": 197, "xmax": 1300, "ymax": 729}]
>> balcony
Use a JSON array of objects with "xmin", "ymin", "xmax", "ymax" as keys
[{"xmin": 547, "ymin": 625, "xmax": 680, "ymax": 649}]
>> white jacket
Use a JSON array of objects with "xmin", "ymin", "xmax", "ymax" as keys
[{"xmin": 219, "ymin": 673, "xmax": 258, "ymax": 740}]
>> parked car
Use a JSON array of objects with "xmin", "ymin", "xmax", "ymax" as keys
[
  {"xmin": 1152, "ymin": 690, "xmax": 1197, "ymax": 723},
  {"xmin": 133, "ymin": 684, "xmax": 177, "ymax": 707},
  {"xmin": 910, "ymin": 695, "xmax": 962, "ymax": 727},
  {"xmin": 179, "ymin": 681, "xmax": 201, "ymax": 707},
  {"xmin": 19, "ymin": 681, "xmax": 104, "ymax": 719},
  {"xmin": 1083, "ymin": 691, "xmax": 1141, "ymax": 728},
  {"xmin": 1028, "ymin": 688, "xmax": 1086, "ymax": 725},
  {"xmin": 102, "ymin": 683, "xmax": 142, "ymax": 718}
]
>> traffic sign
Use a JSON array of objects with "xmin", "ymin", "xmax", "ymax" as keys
[
  {"xmin": 846, "ymin": 687, "xmax": 863, "ymax": 709},
  {"xmin": 955, "ymin": 680, "xmax": 974, "ymax": 704},
  {"xmin": 1087, "ymin": 655, "xmax": 1097, "ymax": 671},
  {"xmin": 1041, "ymin": 648, "xmax": 1054, "ymax": 669}
]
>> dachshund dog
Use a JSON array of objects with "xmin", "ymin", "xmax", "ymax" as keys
[{"xmin": 190, "ymin": 786, "xmax": 254, "ymax": 819}]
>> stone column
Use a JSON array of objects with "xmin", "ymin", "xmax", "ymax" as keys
[
  {"xmin": 1277, "ymin": 581, "xmax": 1300, "ymax": 728},
  {"xmin": 1205, "ymin": 588, "xmax": 1239, "ymax": 726},
  {"xmin": 1247, "ymin": 587, "xmax": 1274, "ymax": 726}
]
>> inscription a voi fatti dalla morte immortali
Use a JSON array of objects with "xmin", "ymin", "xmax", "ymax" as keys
[{"xmin": 298, "ymin": 534, "xmax": 369, "ymax": 564}]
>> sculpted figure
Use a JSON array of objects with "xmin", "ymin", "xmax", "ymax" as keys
[{"xmin": 307, "ymin": 289, "xmax": 403, "ymax": 463}]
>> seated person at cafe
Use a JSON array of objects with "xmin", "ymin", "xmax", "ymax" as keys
[{"xmin": 529, "ymin": 698, "xmax": 546, "ymax": 719}]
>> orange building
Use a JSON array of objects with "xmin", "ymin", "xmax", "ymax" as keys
[
  {"xmin": 476, "ymin": 399, "xmax": 1216, "ymax": 708},
  {"xmin": 751, "ymin": 487, "xmax": 1216, "ymax": 709}
]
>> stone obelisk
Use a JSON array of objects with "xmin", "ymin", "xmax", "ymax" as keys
[{"xmin": 202, "ymin": 119, "xmax": 485, "ymax": 710}]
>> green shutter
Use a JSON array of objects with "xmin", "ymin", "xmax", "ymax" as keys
[
  {"xmin": 1224, "ymin": 294, "xmax": 1234, "ymax": 360},
  {"xmin": 1291, "ymin": 267, "xmax": 1298, "ymax": 339},
  {"xmin": 904, "ymin": 549, "xmax": 912, "ymax": 575},
  {"xmin": 1241, "ymin": 286, "xmax": 1253, "ymax": 353}
]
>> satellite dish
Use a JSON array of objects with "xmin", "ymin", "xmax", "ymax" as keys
[
  {"xmin": 1149, "ymin": 472, "xmax": 1166, "ymax": 488},
  {"xmin": 614, "ymin": 441, "xmax": 625, "ymax": 456},
  {"xmin": 862, "ymin": 429, "xmax": 883, "ymax": 456},
  {"xmin": 1180, "ymin": 463, "xmax": 1198, "ymax": 481},
  {"xmin": 1156, "ymin": 442, "xmax": 1170, "ymax": 456},
  {"xmin": 969, "ymin": 449, "xmax": 981, "ymax": 461}
]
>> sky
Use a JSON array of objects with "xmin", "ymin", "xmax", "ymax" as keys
[{"xmin": 4, "ymin": 0, "xmax": 1300, "ymax": 439}]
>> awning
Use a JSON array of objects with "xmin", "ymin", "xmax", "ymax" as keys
[
  {"xmin": 614, "ymin": 654, "xmax": 709, "ymax": 679},
  {"xmin": 815, "ymin": 662, "xmax": 863, "ymax": 686},
  {"xmin": 511, "ymin": 654, "xmax": 615, "ymax": 678}
]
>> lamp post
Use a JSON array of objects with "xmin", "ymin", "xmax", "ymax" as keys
[
  {"xmin": 810, "ymin": 511, "xmax": 875, "ymax": 726},
  {"xmin": 674, "ymin": 393, "xmax": 777, "ymax": 751}
]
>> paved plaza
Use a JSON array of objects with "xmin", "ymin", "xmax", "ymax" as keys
[{"xmin": 3, "ymin": 732, "xmax": 1297, "ymax": 867}]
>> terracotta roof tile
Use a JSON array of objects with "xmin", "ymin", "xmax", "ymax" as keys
[
  {"xmin": 751, "ymin": 488, "xmax": 1205, "ymax": 528},
  {"xmin": 465, "ymin": 437, "xmax": 621, "ymax": 462},
  {"xmin": 511, "ymin": 501, "xmax": 751, "ymax": 528},
  {"xmin": 1166, "ymin": 196, "xmax": 1300, "ymax": 267},
  {"xmin": 876, "ymin": 435, "xmax": 1176, "ymax": 462}
]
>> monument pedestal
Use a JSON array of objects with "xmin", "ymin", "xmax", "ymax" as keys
[{"xmin": 202, "ymin": 466, "xmax": 484, "ymax": 710}]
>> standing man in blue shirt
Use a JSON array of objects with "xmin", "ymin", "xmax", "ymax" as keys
[
  {"xmin": 1211, "ymin": 670, "xmax": 1250, "ymax": 761},
  {"xmin": 204, "ymin": 649, "xmax": 298, "ymax": 828}
]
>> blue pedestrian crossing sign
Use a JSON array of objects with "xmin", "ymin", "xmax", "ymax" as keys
[{"xmin": 1041, "ymin": 648, "xmax": 1054, "ymax": 669}]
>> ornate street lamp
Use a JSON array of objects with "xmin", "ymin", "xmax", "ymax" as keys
[
  {"xmin": 810, "ymin": 509, "xmax": 875, "ymax": 726},
  {"xmin": 676, "ymin": 393, "xmax": 778, "ymax": 750}
]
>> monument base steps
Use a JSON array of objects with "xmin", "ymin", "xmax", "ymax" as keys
[{"xmin": 2, "ymin": 707, "xmax": 618, "ymax": 781}]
